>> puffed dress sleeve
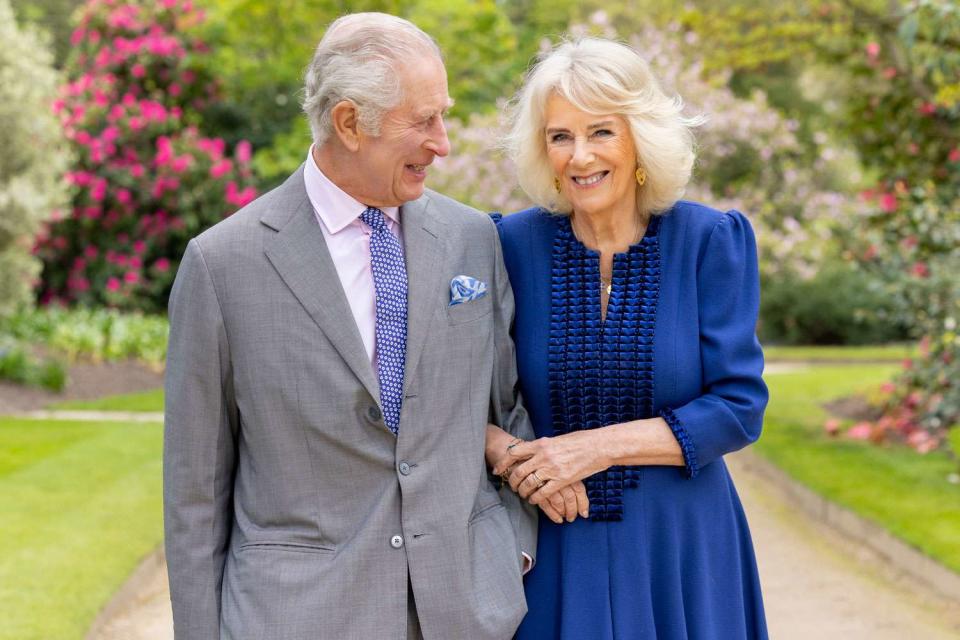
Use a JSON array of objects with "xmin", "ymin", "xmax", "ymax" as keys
[{"xmin": 659, "ymin": 210, "xmax": 768, "ymax": 478}]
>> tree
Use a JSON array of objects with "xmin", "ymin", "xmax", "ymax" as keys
[
  {"xmin": 36, "ymin": 0, "xmax": 257, "ymax": 312},
  {"xmin": 0, "ymin": 0, "xmax": 69, "ymax": 318}
]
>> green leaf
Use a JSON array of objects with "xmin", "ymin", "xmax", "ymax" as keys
[{"xmin": 899, "ymin": 13, "xmax": 919, "ymax": 50}]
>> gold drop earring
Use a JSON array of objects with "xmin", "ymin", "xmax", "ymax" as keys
[
  {"xmin": 554, "ymin": 176, "xmax": 562, "ymax": 193},
  {"xmin": 635, "ymin": 167, "xmax": 646, "ymax": 186}
]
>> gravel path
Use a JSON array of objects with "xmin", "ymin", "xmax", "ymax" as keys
[{"xmin": 86, "ymin": 448, "xmax": 960, "ymax": 639}]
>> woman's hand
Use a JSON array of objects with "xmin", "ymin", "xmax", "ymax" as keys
[
  {"xmin": 487, "ymin": 424, "xmax": 590, "ymax": 522},
  {"xmin": 493, "ymin": 430, "xmax": 610, "ymax": 506}
]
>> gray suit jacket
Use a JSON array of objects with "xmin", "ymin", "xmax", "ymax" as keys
[{"xmin": 163, "ymin": 167, "xmax": 537, "ymax": 639}]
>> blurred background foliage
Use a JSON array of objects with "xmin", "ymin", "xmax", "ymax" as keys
[{"xmin": 4, "ymin": 0, "xmax": 958, "ymax": 446}]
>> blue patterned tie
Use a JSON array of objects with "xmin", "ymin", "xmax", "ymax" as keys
[{"xmin": 360, "ymin": 206, "xmax": 407, "ymax": 435}]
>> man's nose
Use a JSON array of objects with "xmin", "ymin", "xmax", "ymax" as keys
[{"xmin": 426, "ymin": 118, "xmax": 450, "ymax": 157}]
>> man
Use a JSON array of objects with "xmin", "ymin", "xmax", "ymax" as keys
[{"xmin": 164, "ymin": 13, "xmax": 537, "ymax": 639}]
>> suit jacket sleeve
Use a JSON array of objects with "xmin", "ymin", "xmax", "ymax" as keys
[
  {"xmin": 163, "ymin": 239, "xmax": 238, "ymax": 638},
  {"xmin": 661, "ymin": 210, "xmax": 768, "ymax": 478},
  {"xmin": 485, "ymin": 217, "xmax": 539, "ymax": 566}
]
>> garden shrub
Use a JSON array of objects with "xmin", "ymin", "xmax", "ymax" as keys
[
  {"xmin": 0, "ymin": 0, "xmax": 69, "ymax": 318},
  {"xmin": 36, "ymin": 0, "xmax": 257, "ymax": 312},
  {"xmin": 759, "ymin": 260, "xmax": 910, "ymax": 346}
]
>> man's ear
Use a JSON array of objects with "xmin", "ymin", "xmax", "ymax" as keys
[{"xmin": 330, "ymin": 100, "xmax": 361, "ymax": 152}]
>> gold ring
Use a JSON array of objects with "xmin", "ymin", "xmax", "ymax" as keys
[{"xmin": 531, "ymin": 470, "xmax": 545, "ymax": 488}]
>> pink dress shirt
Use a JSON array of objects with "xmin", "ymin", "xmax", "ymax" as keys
[{"xmin": 304, "ymin": 147, "xmax": 402, "ymax": 368}]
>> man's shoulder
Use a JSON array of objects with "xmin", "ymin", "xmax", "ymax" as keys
[
  {"xmin": 193, "ymin": 167, "xmax": 305, "ymax": 253},
  {"xmin": 420, "ymin": 188, "xmax": 488, "ymax": 228}
]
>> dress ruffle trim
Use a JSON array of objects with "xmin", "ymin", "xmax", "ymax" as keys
[
  {"xmin": 547, "ymin": 213, "xmax": 662, "ymax": 521},
  {"xmin": 659, "ymin": 407, "xmax": 699, "ymax": 479}
]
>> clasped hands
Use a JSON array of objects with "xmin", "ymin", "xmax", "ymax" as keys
[{"xmin": 488, "ymin": 426, "xmax": 608, "ymax": 524}]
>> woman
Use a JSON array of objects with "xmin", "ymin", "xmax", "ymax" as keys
[{"xmin": 486, "ymin": 37, "xmax": 769, "ymax": 638}]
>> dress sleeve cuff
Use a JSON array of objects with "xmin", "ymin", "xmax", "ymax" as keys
[{"xmin": 660, "ymin": 407, "xmax": 700, "ymax": 479}]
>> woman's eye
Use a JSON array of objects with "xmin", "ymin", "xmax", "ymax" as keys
[
  {"xmin": 593, "ymin": 129, "xmax": 613, "ymax": 138},
  {"xmin": 549, "ymin": 133, "xmax": 571, "ymax": 143}
]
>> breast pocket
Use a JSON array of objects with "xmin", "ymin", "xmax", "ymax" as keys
[{"xmin": 446, "ymin": 294, "xmax": 493, "ymax": 326}]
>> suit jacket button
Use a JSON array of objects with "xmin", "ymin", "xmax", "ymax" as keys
[
  {"xmin": 367, "ymin": 405, "xmax": 382, "ymax": 422},
  {"xmin": 398, "ymin": 462, "xmax": 411, "ymax": 475},
  {"xmin": 390, "ymin": 535, "xmax": 404, "ymax": 549}
]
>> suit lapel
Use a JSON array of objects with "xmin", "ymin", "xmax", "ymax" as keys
[
  {"xmin": 401, "ymin": 193, "xmax": 446, "ymax": 396},
  {"xmin": 262, "ymin": 168, "xmax": 380, "ymax": 403}
]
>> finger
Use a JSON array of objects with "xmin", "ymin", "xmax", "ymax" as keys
[
  {"xmin": 508, "ymin": 459, "xmax": 541, "ymax": 492},
  {"xmin": 517, "ymin": 471, "xmax": 544, "ymax": 499},
  {"xmin": 546, "ymin": 491, "xmax": 566, "ymax": 519},
  {"xmin": 560, "ymin": 486, "xmax": 578, "ymax": 522},
  {"xmin": 573, "ymin": 482, "xmax": 590, "ymax": 518},
  {"xmin": 492, "ymin": 445, "xmax": 533, "ymax": 476},
  {"xmin": 528, "ymin": 480, "xmax": 561, "ymax": 506},
  {"xmin": 538, "ymin": 502, "xmax": 563, "ymax": 524}
]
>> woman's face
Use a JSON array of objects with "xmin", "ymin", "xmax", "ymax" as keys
[{"xmin": 544, "ymin": 93, "xmax": 638, "ymax": 219}]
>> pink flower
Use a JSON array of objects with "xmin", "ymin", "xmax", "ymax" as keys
[
  {"xmin": 949, "ymin": 148, "xmax": 960, "ymax": 163},
  {"xmin": 133, "ymin": 240, "xmax": 147, "ymax": 254},
  {"xmin": 879, "ymin": 192, "xmax": 897, "ymax": 213},
  {"xmin": 880, "ymin": 382, "xmax": 896, "ymax": 395},
  {"xmin": 106, "ymin": 277, "xmax": 121, "ymax": 292},
  {"xmin": 210, "ymin": 158, "xmax": 234, "ymax": 179},
  {"xmin": 865, "ymin": 42, "xmax": 880, "ymax": 59},
  {"xmin": 171, "ymin": 155, "xmax": 192, "ymax": 173},
  {"xmin": 154, "ymin": 257, "xmax": 171, "ymax": 272},
  {"xmin": 129, "ymin": 256, "xmax": 143, "ymax": 269},
  {"xmin": 116, "ymin": 188, "xmax": 132, "ymax": 206},
  {"xmin": 90, "ymin": 180, "xmax": 107, "ymax": 202},
  {"xmin": 71, "ymin": 28, "xmax": 86, "ymax": 46},
  {"xmin": 907, "ymin": 430, "xmax": 937, "ymax": 454},
  {"xmin": 124, "ymin": 271, "xmax": 140, "ymax": 284},
  {"xmin": 918, "ymin": 102, "xmax": 936, "ymax": 116},
  {"xmin": 225, "ymin": 181, "xmax": 257, "ymax": 207},
  {"xmin": 824, "ymin": 419, "xmax": 841, "ymax": 436},
  {"xmin": 130, "ymin": 164, "xmax": 145, "ymax": 178},
  {"xmin": 911, "ymin": 262, "xmax": 929, "ymax": 278},
  {"xmin": 236, "ymin": 140, "xmax": 252, "ymax": 164},
  {"xmin": 84, "ymin": 246, "xmax": 99, "ymax": 259},
  {"xmin": 131, "ymin": 63, "xmax": 146, "ymax": 78},
  {"xmin": 863, "ymin": 244, "xmax": 878, "ymax": 260},
  {"xmin": 846, "ymin": 422, "xmax": 873, "ymax": 440},
  {"xmin": 169, "ymin": 83, "xmax": 182, "ymax": 97},
  {"xmin": 882, "ymin": 67, "xmax": 897, "ymax": 79}
]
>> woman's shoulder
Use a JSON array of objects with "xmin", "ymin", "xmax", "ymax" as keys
[
  {"xmin": 490, "ymin": 206, "xmax": 559, "ymax": 247},
  {"xmin": 661, "ymin": 200, "xmax": 755, "ymax": 244}
]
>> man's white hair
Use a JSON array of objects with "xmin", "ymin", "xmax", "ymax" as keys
[
  {"xmin": 504, "ymin": 37, "xmax": 702, "ymax": 217},
  {"xmin": 303, "ymin": 13, "xmax": 442, "ymax": 147}
]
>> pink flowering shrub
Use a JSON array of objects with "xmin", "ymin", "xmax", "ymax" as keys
[
  {"xmin": 36, "ymin": 0, "xmax": 257, "ymax": 312},
  {"xmin": 820, "ymin": 1, "xmax": 960, "ymax": 454}
]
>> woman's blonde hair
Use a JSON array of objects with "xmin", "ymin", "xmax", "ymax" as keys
[{"xmin": 504, "ymin": 36, "xmax": 701, "ymax": 216}]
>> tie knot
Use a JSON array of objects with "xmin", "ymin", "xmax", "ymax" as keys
[{"xmin": 360, "ymin": 206, "xmax": 387, "ymax": 232}]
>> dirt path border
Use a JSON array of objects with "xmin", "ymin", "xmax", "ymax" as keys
[{"xmin": 734, "ymin": 450, "xmax": 960, "ymax": 603}]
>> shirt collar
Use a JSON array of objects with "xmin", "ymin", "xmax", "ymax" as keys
[{"xmin": 304, "ymin": 146, "xmax": 400, "ymax": 234}]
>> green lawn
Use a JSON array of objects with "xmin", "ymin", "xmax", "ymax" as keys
[
  {"xmin": 0, "ymin": 418, "xmax": 163, "ymax": 639},
  {"xmin": 764, "ymin": 343, "xmax": 915, "ymax": 362},
  {"xmin": 758, "ymin": 364, "xmax": 960, "ymax": 572},
  {"xmin": 50, "ymin": 388, "xmax": 164, "ymax": 412}
]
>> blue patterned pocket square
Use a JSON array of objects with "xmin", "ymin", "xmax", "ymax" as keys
[{"xmin": 449, "ymin": 275, "xmax": 487, "ymax": 306}]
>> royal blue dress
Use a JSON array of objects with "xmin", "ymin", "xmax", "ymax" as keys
[{"xmin": 495, "ymin": 202, "xmax": 768, "ymax": 639}]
